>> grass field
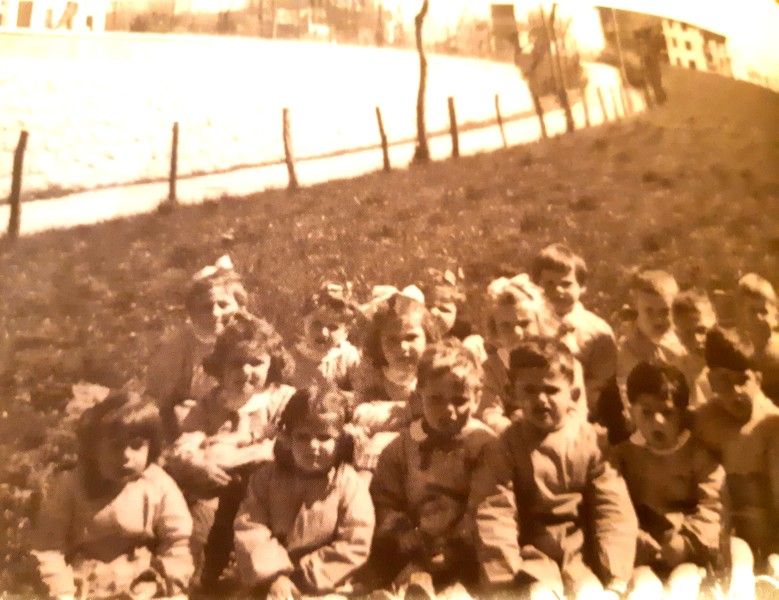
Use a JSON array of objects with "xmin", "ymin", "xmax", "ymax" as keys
[{"xmin": 0, "ymin": 65, "xmax": 777, "ymax": 593}]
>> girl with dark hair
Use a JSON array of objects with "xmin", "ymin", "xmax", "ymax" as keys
[
  {"xmin": 165, "ymin": 310, "xmax": 296, "ymax": 592},
  {"xmin": 29, "ymin": 391, "xmax": 193, "ymax": 599},
  {"xmin": 233, "ymin": 383, "xmax": 374, "ymax": 598}
]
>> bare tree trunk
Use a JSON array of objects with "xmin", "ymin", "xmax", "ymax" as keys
[
  {"xmin": 542, "ymin": 4, "xmax": 573, "ymax": 132},
  {"xmin": 412, "ymin": 0, "xmax": 430, "ymax": 164}
]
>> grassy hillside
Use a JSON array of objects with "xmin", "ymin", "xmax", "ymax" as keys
[{"xmin": 0, "ymin": 66, "xmax": 777, "ymax": 592}]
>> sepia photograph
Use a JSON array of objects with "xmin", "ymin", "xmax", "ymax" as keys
[{"xmin": 0, "ymin": 0, "xmax": 777, "ymax": 598}]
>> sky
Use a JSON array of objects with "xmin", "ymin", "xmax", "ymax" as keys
[{"xmin": 382, "ymin": 0, "xmax": 779, "ymax": 79}]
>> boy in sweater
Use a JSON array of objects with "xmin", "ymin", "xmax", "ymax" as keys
[
  {"xmin": 611, "ymin": 361, "xmax": 724, "ymax": 599},
  {"xmin": 489, "ymin": 337, "xmax": 638, "ymax": 599}
]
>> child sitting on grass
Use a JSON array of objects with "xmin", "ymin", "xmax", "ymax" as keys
[
  {"xmin": 617, "ymin": 270, "xmax": 686, "ymax": 391},
  {"xmin": 30, "ymin": 391, "xmax": 193, "ymax": 599},
  {"xmin": 735, "ymin": 273, "xmax": 779, "ymax": 403},
  {"xmin": 477, "ymin": 275, "xmax": 586, "ymax": 434},
  {"xmin": 370, "ymin": 339, "xmax": 515, "ymax": 599},
  {"xmin": 349, "ymin": 286, "xmax": 440, "ymax": 473},
  {"xmin": 672, "ymin": 289, "xmax": 717, "ymax": 407},
  {"xmin": 531, "ymin": 243, "xmax": 617, "ymax": 415},
  {"xmin": 693, "ymin": 327, "xmax": 779, "ymax": 596},
  {"xmin": 490, "ymin": 337, "xmax": 638, "ymax": 600},
  {"xmin": 233, "ymin": 384, "xmax": 374, "ymax": 598},
  {"xmin": 423, "ymin": 269, "xmax": 475, "ymax": 342},
  {"xmin": 166, "ymin": 311, "xmax": 296, "ymax": 592},
  {"xmin": 291, "ymin": 281, "xmax": 361, "ymax": 392},
  {"xmin": 146, "ymin": 255, "xmax": 248, "ymax": 443},
  {"xmin": 603, "ymin": 270, "xmax": 686, "ymax": 445},
  {"xmin": 611, "ymin": 362, "xmax": 724, "ymax": 600}
]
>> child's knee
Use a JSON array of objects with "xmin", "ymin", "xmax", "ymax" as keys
[
  {"xmin": 626, "ymin": 566, "xmax": 663, "ymax": 600},
  {"xmin": 729, "ymin": 536, "xmax": 755, "ymax": 571},
  {"xmin": 665, "ymin": 563, "xmax": 704, "ymax": 600}
]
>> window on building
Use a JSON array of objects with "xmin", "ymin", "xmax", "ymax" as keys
[
  {"xmin": 677, "ymin": 58, "xmax": 683, "ymax": 66},
  {"xmin": 685, "ymin": 41, "xmax": 692, "ymax": 51},
  {"xmin": 689, "ymin": 59, "xmax": 697, "ymax": 69},
  {"xmin": 671, "ymin": 37, "xmax": 677, "ymax": 48},
  {"xmin": 681, "ymin": 23, "xmax": 688, "ymax": 31}
]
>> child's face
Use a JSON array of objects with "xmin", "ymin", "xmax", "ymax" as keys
[
  {"xmin": 95, "ymin": 432, "xmax": 149, "ymax": 485},
  {"xmin": 675, "ymin": 308, "xmax": 716, "ymax": 356},
  {"xmin": 303, "ymin": 305, "xmax": 349, "ymax": 351},
  {"xmin": 421, "ymin": 372, "xmax": 479, "ymax": 437},
  {"xmin": 492, "ymin": 301, "xmax": 539, "ymax": 351},
  {"xmin": 190, "ymin": 286, "xmax": 241, "ymax": 336},
  {"xmin": 429, "ymin": 299, "xmax": 458, "ymax": 336},
  {"xmin": 707, "ymin": 367, "xmax": 761, "ymax": 421},
  {"xmin": 537, "ymin": 268, "xmax": 583, "ymax": 316},
  {"xmin": 222, "ymin": 350, "xmax": 271, "ymax": 401},
  {"xmin": 738, "ymin": 295, "xmax": 778, "ymax": 349},
  {"xmin": 630, "ymin": 393, "xmax": 684, "ymax": 451},
  {"xmin": 380, "ymin": 313, "xmax": 427, "ymax": 370},
  {"xmin": 290, "ymin": 418, "xmax": 339, "ymax": 475},
  {"xmin": 513, "ymin": 366, "xmax": 573, "ymax": 432},
  {"xmin": 635, "ymin": 291, "xmax": 673, "ymax": 342}
]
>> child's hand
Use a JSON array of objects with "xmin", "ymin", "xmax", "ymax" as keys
[
  {"xmin": 660, "ymin": 532, "xmax": 690, "ymax": 566},
  {"xmin": 195, "ymin": 461, "xmax": 233, "ymax": 489},
  {"xmin": 268, "ymin": 574, "xmax": 299, "ymax": 600},
  {"xmin": 636, "ymin": 529, "xmax": 661, "ymax": 564}
]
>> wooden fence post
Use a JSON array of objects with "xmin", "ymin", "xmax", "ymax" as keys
[
  {"xmin": 447, "ymin": 96, "xmax": 459, "ymax": 158},
  {"xmin": 619, "ymin": 85, "xmax": 631, "ymax": 116},
  {"xmin": 494, "ymin": 94, "xmax": 507, "ymax": 148},
  {"xmin": 642, "ymin": 77, "xmax": 655, "ymax": 108},
  {"xmin": 375, "ymin": 106, "xmax": 390, "ymax": 172},
  {"xmin": 282, "ymin": 107, "xmax": 298, "ymax": 191},
  {"xmin": 580, "ymin": 85, "xmax": 591, "ymax": 128},
  {"xmin": 596, "ymin": 86, "xmax": 609, "ymax": 122},
  {"xmin": 7, "ymin": 130, "xmax": 28, "ymax": 241},
  {"xmin": 609, "ymin": 87, "xmax": 621, "ymax": 120},
  {"xmin": 168, "ymin": 121, "xmax": 179, "ymax": 206}
]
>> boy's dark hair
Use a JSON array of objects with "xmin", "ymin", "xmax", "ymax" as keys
[
  {"xmin": 530, "ymin": 243, "xmax": 588, "ymax": 287},
  {"xmin": 672, "ymin": 288, "xmax": 714, "ymax": 320},
  {"xmin": 203, "ymin": 310, "xmax": 294, "ymax": 384},
  {"xmin": 274, "ymin": 382, "xmax": 354, "ymax": 470},
  {"xmin": 705, "ymin": 327, "xmax": 753, "ymax": 371},
  {"xmin": 77, "ymin": 391, "xmax": 163, "ymax": 496},
  {"xmin": 626, "ymin": 361, "xmax": 690, "ymax": 413},
  {"xmin": 507, "ymin": 337, "xmax": 576, "ymax": 384},
  {"xmin": 362, "ymin": 293, "xmax": 440, "ymax": 368},
  {"xmin": 302, "ymin": 282, "xmax": 359, "ymax": 320},
  {"xmin": 417, "ymin": 338, "xmax": 483, "ymax": 392}
]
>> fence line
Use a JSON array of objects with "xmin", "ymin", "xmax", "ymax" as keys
[{"xmin": 4, "ymin": 81, "xmax": 647, "ymax": 238}]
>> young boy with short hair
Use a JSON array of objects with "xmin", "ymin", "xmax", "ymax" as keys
[
  {"xmin": 532, "ymin": 243, "xmax": 618, "ymax": 415},
  {"xmin": 735, "ymin": 273, "xmax": 779, "ymax": 403},
  {"xmin": 693, "ymin": 327, "xmax": 779, "ymax": 586},
  {"xmin": 611, "ymin": 361, "xmax": 724, "ymax": 599},
  {"xmin": 672, "ymin": 289, "xmax": 717, "ymax": 407},
  {"xmin": 370, "ymin": 339, "xmax": 518, "ymax": 598},
  {"xmin": 618, "ymin": 271, "xmax": 686, "ymax": 385},
  {"xmin": 487, "ymin": 337, "xmax": 638, "ymax": 599}
]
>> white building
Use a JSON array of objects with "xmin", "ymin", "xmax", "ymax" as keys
[
  {"xmin": 0, "ymin": 0, "xmax": 109, "ymax": 30},
  {"xmin": 662, "ymin": 17, "xmax": 731, "ymax": 75}
]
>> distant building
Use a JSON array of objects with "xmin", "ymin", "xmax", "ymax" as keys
[
  {"xmin": 1, "ymin": 0, "xmax": 108, "ymax": 30},
  {"xmin": 596, "ymin": 6, "xmax": 732, "ymax": 77}
]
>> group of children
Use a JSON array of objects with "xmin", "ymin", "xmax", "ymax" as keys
[{"xmin": 27, "ymin": 246, "xmax": 779, "ymax": 599}]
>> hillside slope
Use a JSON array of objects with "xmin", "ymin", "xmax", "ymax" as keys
[{"xmin": 0, "ymin": 66, "xmax": 777, "ymax": 592}]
